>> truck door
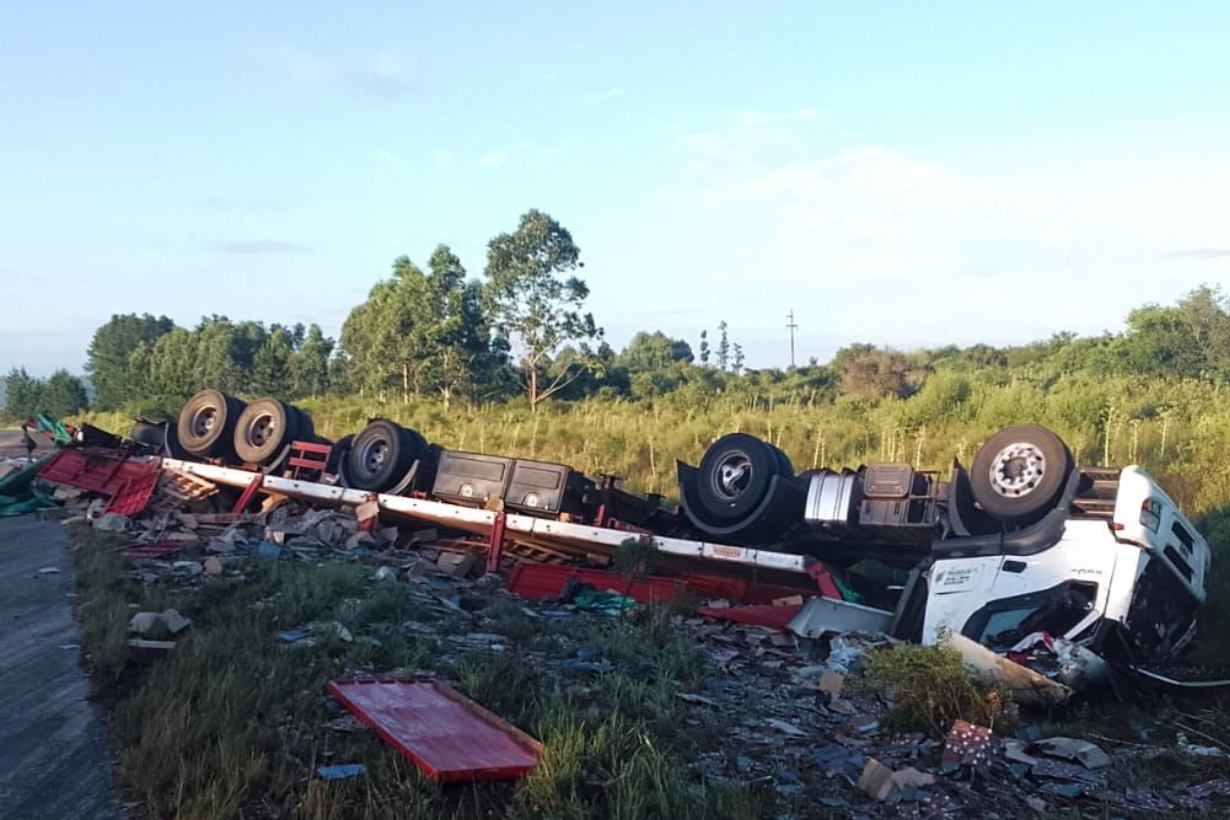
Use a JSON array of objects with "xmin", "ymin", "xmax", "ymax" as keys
[{"xmin": 920, "ymin": 555, "xmax": 1003, "ymax": 644}]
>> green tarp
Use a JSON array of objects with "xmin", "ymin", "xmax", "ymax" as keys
[{"xmin": 0, "ymin": 456, "xmax": 60, "ymax": 517}]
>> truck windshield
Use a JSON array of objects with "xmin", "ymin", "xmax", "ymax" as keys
[{"xmin": 966, "ymin": 582, "xmax": 1098, "ymax": 650}]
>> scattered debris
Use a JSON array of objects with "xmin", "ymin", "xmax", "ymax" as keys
[
  {"xmin": 313, "ymin": 622, "xmax": 353, "ymax": 642},
  {"xmin": 765, "ymin": 718, "xmax": 807, "ymax": 737},
  {"xmin": 173, "ymin": 560, "xmax": 203, "ymax": 576},
  {"xmin": 435, "ymin": 552, "xmax": 476, "ymax": 578},
  {"xmin": 129, "ymin": 608, "xmax": 192, "ymax": 637},
  {"xmin": 1177, "ymin": 733, "xmax": 1228, "ymax": 758},
  {"xmin": 943, "ymin": 720, "xmax": 1000, "ymax": 775},
  {"xmin": 1029, "ymin": 736, "xmax": 1111, "ymax": 769},
  {"xmin": 316, "ymin": 764, "xmax": 366, "ymax": 780},
  {"xmin": 857, "ymin": 758, "xmax": 936, "ymax": 801},
  {"xmin": 125, "ymin": 540, "xmax": 189, "ymax": 559},
  {"xmin": 818, "ymin": 671, "xmax": 845, "ymax": 696},
  {"xmin": 92, "ymin": 512, "xmax": 131, "ymax": 532}
]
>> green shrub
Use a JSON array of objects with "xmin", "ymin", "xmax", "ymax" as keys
[{"xmin": 861, "ymin": 643, "xmax": 1008, "ymax": 737}]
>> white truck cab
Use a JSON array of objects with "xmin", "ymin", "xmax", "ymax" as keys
[{"xmin": 918, "ymin": 462, "xmax": 1208, "ymax": 673}]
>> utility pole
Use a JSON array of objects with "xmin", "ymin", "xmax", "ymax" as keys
[{"xmin": 786, "ymin": 310, "xmax": 798, "ymax": 368}]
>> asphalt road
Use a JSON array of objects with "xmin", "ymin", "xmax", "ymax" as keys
[
  {"xmin": 0, "ymin": 430, "xmax": 53, "ymax": 460},
  {"xmin": 0, "ymin": 516, "xmax": 125, "ymax": 820}
]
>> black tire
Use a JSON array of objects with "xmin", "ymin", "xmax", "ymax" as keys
[
  {"xmin": 327, "ymin": 434, "xmax": 355, "ymax": 475},
  {"xmin": 177, "ymin": 390, "xmax": 246, "ymax": 459},
  {"xmin": 400, "ymin": 426, "xmax": 430, "ymax": 464},
  {"xmin": 771, "ymin": 445, "xmax": 795, "ymax": 477},
  {"xmin": 348, "ymin": 419, "xmax": 415, "ymax": 492},
  {"xmin": 697, "ymin": 433, "xmax": 784, "ymax": 521},
  {"xmin": 233, "ymin": 398, "xmax": 297, "ymax": 465},
  {"xmin": 970, "ymin": 425, "xmax": 1073, "ymax": 524},
  {"xmin": 291, "ymin": 405, "xmax": 315, "ymax": 441}
]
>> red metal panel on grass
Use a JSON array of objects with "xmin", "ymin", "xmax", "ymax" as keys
[{"xmin": 326, "ymin": 679, "xmax": 541, "ymax": 782}]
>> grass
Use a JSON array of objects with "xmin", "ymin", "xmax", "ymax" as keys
[
  {"xmin": 66, "ymin": 527, "xmax": 762, "ymax": 820},
  {"xmin": 70, "ymin": 524, "xmax": 135, "ymax": 675}
]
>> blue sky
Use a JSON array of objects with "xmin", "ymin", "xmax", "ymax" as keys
[{"xmin": 2, "ymin": 2, "xmax": 1228, "ymax": 376}]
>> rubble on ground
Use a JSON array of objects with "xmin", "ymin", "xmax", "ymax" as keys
[{"xmin": 37, "ymin": 457, "xmax": 1230, "ymax": 818}]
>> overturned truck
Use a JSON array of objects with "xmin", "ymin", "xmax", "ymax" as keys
[{"xmin": 134, "ymin": 390, "xmax": 1212, "ymax": 692}]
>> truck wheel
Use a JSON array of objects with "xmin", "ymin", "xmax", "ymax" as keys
[
  {"xmin": 970, "ymin": 425, "xmax": 1073, "ymax": 523},
  {"xmin": 697, "ymin": 433, "xmax": 783, "ymax": 521},
  {"xmin": 233, "ymin": 398, "xmax": 298, "ymax": 465},
  {"xmin": 348, "ymin": 419, "xmax": 417, "ymax": 492},
  {"xmin": 177, "ymin": 390, "xmax": 245, "ymax": 459}
]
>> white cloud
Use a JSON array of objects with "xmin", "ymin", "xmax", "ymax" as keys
[
  {"xmin": 478, "ymin": 142, "xmax": 537, "ymax": 167},
  {"xmin": 730, "ymin": 107, "xmax": 822, "ymax": 126},
  {"xmin": 1163, "ymin": 248, "xmax": 1230, "ymax": 260},
  {"xmin": 206, "ymin": 239, "xmax": 313, "ymax": 256},
  {"xmin": 479, "ymin": 150, "xmax": 509, "ymax": 167},
  {"xmin": 260, "ymin": 46, "xmax": 414, "ymax": 99},
  {"xmin": 374, "ymin": 149, "xmax": 405, "ymax": 166},
  {"xmin": 583, "ymin": 87, "xmax": 626, "ymax": 107},
  {"xmin": 433, "ymin": 149, "xmax": 455, "ymax": 170}
]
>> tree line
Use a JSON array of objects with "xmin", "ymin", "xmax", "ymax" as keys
[{"xmin": 4, "ymin": 205, "xmax": 1230, "ymax": 422}]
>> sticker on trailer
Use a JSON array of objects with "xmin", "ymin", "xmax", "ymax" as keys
[{"xmin": 932, "ymin": 563, "xmax": 985, "ymax": 594}]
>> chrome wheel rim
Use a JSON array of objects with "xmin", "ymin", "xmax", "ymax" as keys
[
  {"xmin": 988, "ymin": 443, "xmax": 1046, "ymax": 497},
  {"xmin": 711, "ymin": 451, "xmax": 752, "ymax": 501}
]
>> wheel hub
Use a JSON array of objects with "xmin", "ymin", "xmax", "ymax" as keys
[
  {"xmin": 988, "ymin": 443, "xmax": 1046, "ymax": 497},
  {"xmin": 191, "ymin": 406, "xmax": 217, "ymax": 438},
  {"xmin": 712, "ymin": 452, "xmax": 752, "ymax": 501},
  {"xmin": 357, "ymin": 439, "xmax": 389, "ymax": 475},
  {"xmin": 249, "ymin": 413, "xmax": 276, "ymax": 446}
]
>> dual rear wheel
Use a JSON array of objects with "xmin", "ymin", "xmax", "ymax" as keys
[{"xmin": 177, "ymin": 390, "xmax": 319, "ymax": 466}]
